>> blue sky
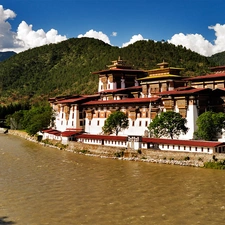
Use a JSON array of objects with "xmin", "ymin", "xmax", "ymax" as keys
[{"xmin": 1, "ymin": 0, "xmax": 225, "ymax": 56}]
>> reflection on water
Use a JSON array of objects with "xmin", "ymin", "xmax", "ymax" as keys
[{"xmin": 0, "ymin": 134, "xmax": 225, "ymax": 224}]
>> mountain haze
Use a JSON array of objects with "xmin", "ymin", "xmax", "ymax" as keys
[
  {"xmin": 0, "ymin": 51, "xmax": 16, "ymax": 62},
  {"xmin": 0, "ymin": 37, "xmax": 216, "ymax": 105}
]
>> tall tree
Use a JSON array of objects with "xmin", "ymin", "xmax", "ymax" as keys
[
  {"xmin": 102, "ymin": 111, "xmax": 129, "ymax": 135},
  {"xmin": 194, "ymin": 111, "xmax": 225, "ymax": 141},
  {"xmin": 7, "ymin": 102, "xmax": 53, "ymax": 136},
  {"xmin": 148, "ymin": 111, "xmax": 188, "ymax": 139}
]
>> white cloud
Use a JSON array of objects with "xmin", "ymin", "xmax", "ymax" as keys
[
  {"xmin": 168, "ymin": 24, "xmax": 225, "ymax": 57},
  {"xmin": 122, "ymin": 34, "xmax": 145, "ymax": 47},
  {"xmin": 0, "ymin": 5, "xmax": 19, "ymax": 50},
  {"xmin": 111, "ymin": 32, "xmax": 117, "ymax": 37},
  {"xmin": 16, "ymin": 21, "xmax": 67, "ymax": 50},
  {"xmin": 77, "ymin": 29, "xmax": 111, "ymax": 44},
  {"xmin": 209, "ymin": 23, "xmax": 225, "ymax": 55},
  {"xmin": 0, "ymin": 5, "xmax": 67, "ymax": 53}
]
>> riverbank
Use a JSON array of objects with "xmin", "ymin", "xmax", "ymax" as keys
[{"xmin": 8, "ymin": 129, "xmax": 225, "ymax": 168}]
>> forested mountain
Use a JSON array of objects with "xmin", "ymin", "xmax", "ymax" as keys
[
  {"xmin": 209, "ymin": 51, "xmax": 225, "ymax": 66},
  {"xmin": 0, "ymin": 38, "xmax": 216, "ymax": 105},
  {"xmin": 0, "ymin": 51, "xmax": 16, "ymax": 62}
]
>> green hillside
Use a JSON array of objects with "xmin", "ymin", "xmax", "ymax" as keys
[
  {"xmin": 208, "ymin": 51, "xmax": 225, "ymax": 66},
  {"xmin": 0, "ymin": 37, "xmax": 214, "ymax": 105},
  {"xmin": 0, "ymin": 51, "xmax": 16, "ymax": 62}
]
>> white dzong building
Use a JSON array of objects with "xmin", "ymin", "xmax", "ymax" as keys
[{"xmin": 48, "ymin": 58, "xmax": 225, "ymax": 140}]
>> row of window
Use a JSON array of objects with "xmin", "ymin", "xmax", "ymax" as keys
[
  {"xmin": 61, "ymin": 112, "xmax": 84, "ymax": 119},
  {"xmin": 88, "ymin": 120, "xmax": 149, "ymax": 127},
  {"xmin": 60, "ymin": 120, "xmax": 84, "ymax": 126},
  {"xmin": 60, "ymin": 119, "xmax": 149, "ymax": 127},
  {"xmin": 161, "ymin": 144, "xmax": 210, "ymax": 152},
  {"xmin": 82, "ymin": 139, "xmax": 126, "ymax": 146}
]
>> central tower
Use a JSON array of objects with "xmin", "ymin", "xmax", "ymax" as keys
[{"xmin": 92, "ymin": 57, "xmax": 146, "ymax": 92}]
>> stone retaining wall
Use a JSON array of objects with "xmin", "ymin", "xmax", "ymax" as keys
[
  {"xmin": 67, "ymin": 141, "xmax": 225, "ymax": 167},
  {"xmin": 8, "ymin": 130, "xmax": 225, "ymax": 168}
]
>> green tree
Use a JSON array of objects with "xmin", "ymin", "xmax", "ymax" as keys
[
  {"xmin": 7, "ymin": 103, "xmax": 53, "ymax": 136},
  {"xmin": 194, "ymin": 111, "xmax": 225, "ymax": 141},
  {"xmin": 148, "ymin": 111, "xmax": 188, "ymax": 139},
  {"xmin": 22, "ymin": 104, "xmax": 53, "ymax": 136},
  {"xmin": 6, "ymin": 110, "xmax": 25, "ymax": 129},
  {"xmin": 102, "ymin": 111, "xmax": 129, "ymax": 135}
]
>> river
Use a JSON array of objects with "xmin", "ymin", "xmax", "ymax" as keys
[{"xmin": 0, "ymin": 134, "xmax": 225, "ymax": 225}]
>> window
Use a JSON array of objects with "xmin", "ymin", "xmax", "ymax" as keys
[
  {"xmin": 97, "ymin": 120, "xmax": 100, "ymax": 126},
  {"xmin": 139, "ymin": 121, "xmax": 142, "ymax": 126},
  {"xmin": 72, "ymin": 121, "xmax": 74, "ymax": 126},
  {"xmin": 89, "ymin": 120, "xmax": 91, "ymax": 125},
  {"xmin": 80, "ymin": 121, "xmax": 83, "ymax": 126},
  {"xmin": 132, "ymin": 121, "xmax": 135, "ymax": 126},
  {"xmin": 145, "ymin": 121, "xmax": 148, "ymax": 127},
  {"xmin": 79, "ymin": 112, "xmax": 83, "ymax": 119},
  {"xmin": 72, "ymin": 113, "xmax": 74, "ymax": 119}
]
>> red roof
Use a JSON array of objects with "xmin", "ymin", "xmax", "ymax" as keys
[
  {"xmin": 42, "ymin": 129, "xmax": 61, "ymax": 136},
  {"xmin": 185, "ymin": 72, "xmax": 225, "ymax": 81},
  {"xmin": 159, "ymin": 88, "xmax": 210, "ymax": 96},
  {"xmin": 56, "ymin": 97, "xmax": 87, "ymax": 104},
  {"xmin": 50, "ymin": 94, "xmax": 100, "ymax": 104},
  {"xmin": 142, "ymin": 137, "xmax": 224, "ymax": 147},
  {"xmin": 82, "ymin": 97, "xmax": 160, "ymax": 106},
  {"xmin": 61, "ymin": 131, "xmax": 81, "ymax": 137}
]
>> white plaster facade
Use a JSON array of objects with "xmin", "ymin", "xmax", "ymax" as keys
[{"xmin": 49, "ymin": 59, "xmax": 225, "ymax": 143}]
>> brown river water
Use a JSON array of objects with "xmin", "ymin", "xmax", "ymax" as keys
[{"xmin": 0, "ymin": 134, "xmax": 225, "ymax": 225}]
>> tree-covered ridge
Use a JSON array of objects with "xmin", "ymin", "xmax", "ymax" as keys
[
  {"xmin": 209, "ymin": 51, "xmax": 225, "ymax": 66},
  {"xmin": 0, "ymin": 51, "xmax": 16, "ymax": 62},
  {"xmin": 0, "ymin": 38, "xmax": 215, "ymax": 105}
]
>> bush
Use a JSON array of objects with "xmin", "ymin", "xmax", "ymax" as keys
[
  {"xmin": 79, "ymin": 150, "xmax": 90, "ymax": 154},
  {"xmin": 204, "ymin": 160, "xmax": 225, "ymax": 170},
  {"xmin": 115, "ymin": 151, "xmax": 124, "ymax": 157},
  {"xmin": 137, "ymin": 149, "xmax": 142, "ymax": 154},
  {"xmin": 212, "ymin": 155, "xmax": 218, "ymax": 161}
]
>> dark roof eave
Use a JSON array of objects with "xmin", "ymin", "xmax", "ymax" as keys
[{"xmin": 82, "ymin": 97, "xmax": 160, "ymax": 106}]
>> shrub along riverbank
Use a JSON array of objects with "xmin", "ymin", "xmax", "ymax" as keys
[{"xmin": 7, "ymin": 129, "xmax": 225, "ymax": 169}]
